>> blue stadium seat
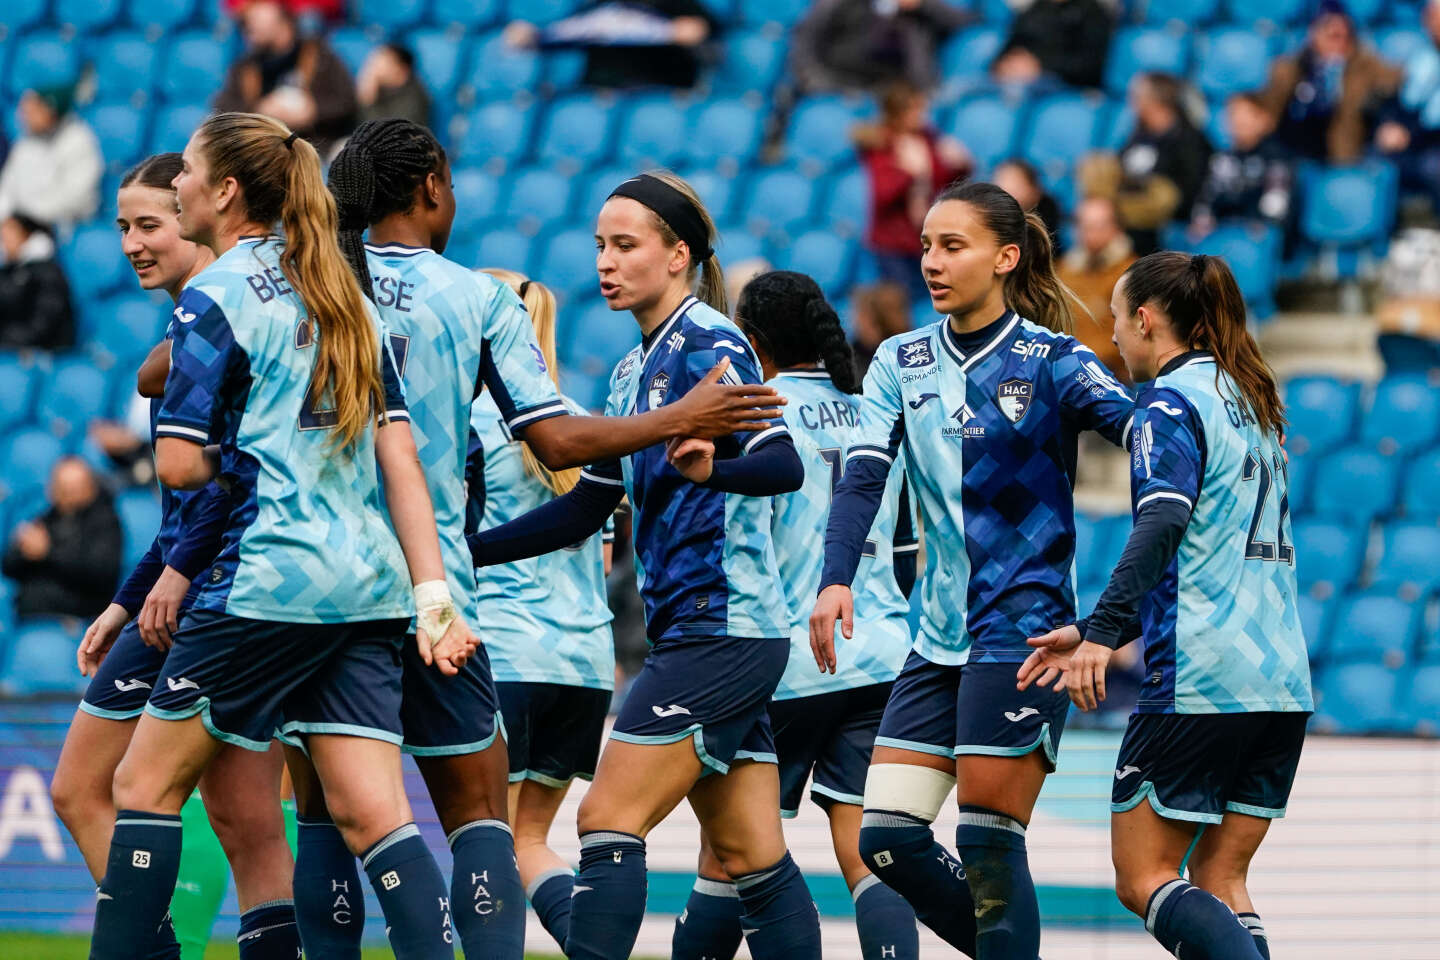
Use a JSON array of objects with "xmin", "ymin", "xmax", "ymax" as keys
[
  {"xmin": 1284, "ymin": 448, "xmax": 1313, "ymax": 515},
  {"xmin": 716, "ymin": 229, "xmax": 769, "ymax": 269},
  {"xmin": 0, "ymin": 620, "xmax": 87, "ymax": 697},
  {"xmin": 939, "ymin": 26, "xmax": 1006, "ymax": 86},
  {"xmin": 1371, "ymin": 521, "xmax": 1440, "ymax": 596},
  {"xmin": 736, "ymin": 0, "xmax": 810, "ymax": 26},
  {"xmin": 56, "ymin": 0, "xmax": 123, "ymax": 32},
  {"xmin": 1373, "ymin": 27, "xmax": 1427, "ymax": 67},
  {"xmin": 1312, "ymin": 662, "xmax": 1401, "ymax": 734},
  {"xmin": 432, "ymin": 0, "xmax": 502, "ymax": 28},
  {"xmin": 1327, "ymin": 591, "xmax": 1418, "ymax": 665},
  {"xmin": 63, "ymin": 225, "xmax": 130, "ymax": 303},
  {"xmin": 327, "ymin": 27, "xmax": 372, "ymax": 75},
  {"xmin": 1403, "ymin": 664, "xmax": 1440, "ymax": 735},
  {"xmin": 1075, "ymin": 512, "xmax": 1129, "ymax": 587},
  {"xmin": 36, "ymin": 358, "xmax": 114, "ymax": 437},
  {"xmin": 6, "ymin": 33, "xmax": 82, "ymax": 98},
  {"xmin": 354, "ymin": 0, "xmax": 429, "ymax": 31},
  {"xmin": 1139, "ymin": 0, "xmax": 1220, "ymax": 25},
  {"xmin": 536, "ymin": 95, "xmax": 617, "ymax": 170},
  {"xmin": 534, "ymin": 227, "xmax": 599, "ymax": 297},
  {"xmin": 411, "ymin": 29, "xmax": 469, "ymax": 100},
  {"xmin": 159, "ymin": 33, "xmax": 227, "ymax": 105},
  {"xmin": 521, "ymin": 0, "xmax": 581, "ymax": 25},
  {"xmin": 685, "ymin": 98, "xmax": 763, "ymax": 168},
  {"xmin": 945, "ymin": 94, "xmax": 1021, "ymax": 172},
  {"xmin": 115, "ymin": 488, "xmax": 162, "ymax": 572},
  {"xmin": 456, "ymin": 100, "xmax": 535, "ymax": 168},
  {"xmin": 616, "ymin": 96, "xmax": 689, "ymax": 167},
  {"xmin": 743, "ymin": 167, "xmax": 817, "ymax": 236},
  {"xmin": 1020, "ymin": 93, "xmax": 1106, "ymax": 182},
  {"xmin": 0, "ymin": 427, "xmax": 65, "ymax": 501},
  {"xmin": 90, "ymin": 295, "xmax": 168, "ymax": 364},
  {"xmin": 84, "ymin": 104, "xmax": 148, "ymax": 173},
  {"xmin": 1194, "ymin": 29, "xmax": 1274, "ymax": 100},
  {"xmin": 502, "ymin": 166, "xmax": 573, "ymax": 226},
  {"xmin": 1310, "ymin": 446, "xmax": 1400, "ymax": 521},
  {"xmin": 787, "ymin": 96, "xmax": 869, "ymax": 172},
  {"xmin": 1296, "ymin": 593, "xmax": 1330, "ymax": 658},
  {"xmin": 1359, "ymin": 375, "xmax": 1440, "ymax": 456},
  {"xmin": 129, "ymin": 0, "xmax": 198, "ymax": 31},
  {"xmin": 1292, "ymin": 518, "xmax": 1365, "ymax": 595},
  {"xmin": 465, "ymin": 31, "xmax": 542, "ymax": 99},
  {"xmin": 149, "ymin": 103, "xmax": 209, "ymax": 154},
  {"xmin": 774, "ymin": 230, "xmax": 855, "ymax": 297},
  {"xmin": 1283, "ymin": 376, "xmax": 1359, "ymax": 457},
  {"xmin": 1225, "ymin": 0, "xmax": 1308, "ymax": 25},
  {"xmin": 562, "ymin": 298, "xmax": 637, "ymax": 394},
  {"xmin": 682, "ymin": 168, "xmax": 738, "ymax": 225},
  {"xmin": 441, "ymin": 231, "xmax": 482, "ymax": 270},
  {"xmin": 818, "ymin": 166, "xmax": 868, "ymax": 236},
  {"xmin": 1402, "ymin": 448, "xmax": 1440, "ymax": 518},
  {"xmin": 1183, "ymin": 222, "xmax": 1281, "ymax": 318},
  {"xmin": 1299, "ymin": 161, "xmax": 1399, "ymax": 251},
  {"xmin": 475, "ymin": 228, "xmax": 533, "ymax": 274},
  {"xmin": 0, "ymin": 355, "xmax": 36, "ymax": 432},
  {"xmin": 451, "ymin": 168, "xmax": 502, "ymax": 229},
  {"xmin": 575, "ymin": 165, "xmax": 638, "ymax": 220},
  {"xmin": 711, "ymin": 27, "xmax": 785, "ymax": 94},
  {"xmin": 541, "ymin": 49, "xmax": 588, "ymax": 92},
  {"xmin": 1345, "ymin": 0, "xmax": 1392, "ymax": 23},
  {"xmin": 1105, "ymin": 26, "xmax": 1192, "ymax": 97},
  {"xmin": 88, "ymin": 32, "xmax": 159, "ymax": 105},
  {"xmin": 0, "ymin": 0, "xmax": 48, "ymax": 32}
]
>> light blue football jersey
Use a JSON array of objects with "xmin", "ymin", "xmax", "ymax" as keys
[
  {"xmin": 841, "ymin": 313, "xmax": 1134, "ymax": 665},
  {"xmin": 472, "ymin": 391, "xmax": 616, "ymax": 690},
  {"xmin": 768, "ymin": 370, "xmax": 914, "ymax": 700},
  {"xmin": 588, "ymin": 295, "xmax": 791, "ymax": 642},
  {"xmin": 364, "ymin": 243, "xmax": 567, "ymax": 623},
  {"xmin": 157, "ymin": 236, "xmax": 411, "ymax": 623},
  {"xmin": 1129, "ymin": 352, "xmax": 1313, "ymax": 714}
]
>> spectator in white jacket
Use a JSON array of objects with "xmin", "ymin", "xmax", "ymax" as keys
[{"xmin": 0, "ymin": 85, "xmax": 103, "ymax": 232}]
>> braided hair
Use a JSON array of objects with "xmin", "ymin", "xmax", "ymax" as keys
[
  {"xmin": 327, "ymin": 118, "xmax": 447, "ymax": 301},
  {"xmin": 736, "ymin": 271, "xmax": 861, "ymax": 394}
]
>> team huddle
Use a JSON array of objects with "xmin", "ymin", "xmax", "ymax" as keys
[{"xmin": 57, "ymin": 111, "xmax": 1311, "ymax": 960}]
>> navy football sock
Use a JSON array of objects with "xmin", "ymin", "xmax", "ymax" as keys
[
  {"xmin": 1146, "ymin": 880, "xmax": 1264, "ymax": 959},
  {"xmin": 1238, "ymin": 912, "xmax": 1270, "ymax": 959},
  {"xmin": 237, "ymin": 899, "xmax": 301, "ymax": 960},
  {"xmin": 143, "ymin": 913, "xmax": 180, "ymax": 960},
  {"xmin": 565, "ymin": 831, "xmax": 648, "ymax": 960},
  {"xmin": 858, "ymin": 811, "xmax": 977, "ymax": 955},
  {"xmin": 734, "ymin": 853, "xmax": 821, "ymax": 960},
  {"xmin": 953, "ymin": 806, "xmax": 1040, "ymax": 960},
  {"xmin": 852, "ymin": 874, "xmax": 919, "ymax": 960},
  {"xmin": 448, "ymin": 819, "xmax": 525, "ymax": 960},
  {"xmin": 360, "ymin": 824, "xmax": 455, "ymax": 960},
  {"xmin": 293, "ymin": 815, "xmax": 364, "ymax": 960},
  {"xmin": 526, "ymin": 868, "xmax": 575, "ymax": 950},
  {"xmin": 89, "ymin": 810, "xmax": 184, "ymax": 960},
  {"xmin": 670, "ymin": 876, "xmax": 743, "ymax": 960}
]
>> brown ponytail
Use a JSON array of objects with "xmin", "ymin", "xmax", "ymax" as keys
[
  {"xmin": 1122, "ymin": 251, "xmax": 1285, "ymax": 437},
  {"xmin": 195, "ymin": 113, "xmax": 385, "ymax": 453},
  {"xmin": 644, "ymin": 170, "xmax": 728, "ymax": 316},
  {"xmin": 932, "ymin": 180, "xmax": 1080, "ymax": 334}
]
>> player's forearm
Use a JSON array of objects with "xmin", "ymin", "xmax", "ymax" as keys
[
  {"xmin": 522, "ymin": 407, "xmax": 687, "ymax": 469},
  {"xmin": 1082, "ymin": 499, "xmax": 1192, "ymax": 649},
  {"xmin": 166, "ymin": 483, "xmax": 231, "ymax": 581},
  {"xmin": 112, "ymin": 540, "xmax": 164, "ymax": 617},
  {"xmin": 376, "ymin": 424, "xmax": 447, "ymax": 585},
  {"xmin": 468, "ymin": 479, "xmax": 624, "ymax": 566},
  {"xmin": 702, "ymin": 436, "xmax": 803, "ymax": 495}
]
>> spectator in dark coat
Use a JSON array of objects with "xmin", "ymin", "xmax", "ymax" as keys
[
  {"xmin": 214, "ymin": 0, "xmax": 357, "ymax": 154},
  {"xmin": 789, "ymin": 0, "xmax": 970, "ymax": 94},
  {"xmin": 991, "ymin": 0, "xmax": 1113, "ymax": 90},
  {"xmin": 3, "ymin": 457, "xmax": 122, "ymax": 622},
  {"xmin": 1191, "ymin": 92, "xmax": 1294, "ymax": 235},
  {"xmin": 0, "ymin": 214, "xmax": 74, "ymax": 351},
  {"xmin": 356, "ymin": 44, "xmax": 431, "ymax": 129},
  {"xmin": 1376, "ymin": 0, "xmax": 1440, "ymax": 215},
  {"xmin": 992, "ymin": 159, "xmax": 1063, "ymax": 247}
]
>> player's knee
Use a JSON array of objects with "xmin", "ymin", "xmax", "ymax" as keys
[
  {"xmin": 205, "ymin": 793, "xmax": 286, "ymax": 856},
  {"xmin": 1112, "ymin": 864, "xmax": 1169, "ymax": 917},
  {"xmin": 1186, "ymin": 855, "xmax": 1248, "ymax": 902}
]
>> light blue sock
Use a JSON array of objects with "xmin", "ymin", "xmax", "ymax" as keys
[
  {"xmin": 236, "ymin": 899, "xmax": 301, "ymax": 960},
  {"xmin": 671, "ymin": 876, "xmax": 743, "ymax": 960},
  {"xmin": 858, "ymin": 811, "xmax": 976, "ymax": 954},
  {"xmin": 734, "ymin": 853, "xmax": 821, "ymax": 960},
  {"xmin": 360, "ymin": 824, "xmax": 455, "ymax": 960},
  {"xmin": 293, "ymin": 815, "xmax": 363, "ymax": 960},
  {"xmin": 1146, "ymin": 879, "xmax": 1264, "ymax": 960},
  {"xmin": 852, "ymin": 874, "xmax": 919, "ymax": 960},
  {"xmin": 448, "ymin": 819, "xmax": 525, "ymax": 960},
  {"xmin": 1238, "ymin": 912, "xmax": 1270, "ymax": 959},
  {"xmin": 89, "ymin": 811, "xmax": 184, "ymax": 960},
  {"xmin": 566, "ymin": 831, "xmax": 648, "ymax": 960},
  {"xmin": 526, "ymin": 868, "xmax": 575, "ymax": 950},
  {"xmin": 953, "ymin": 806, "xmax": 1039, "ymax": 960}
]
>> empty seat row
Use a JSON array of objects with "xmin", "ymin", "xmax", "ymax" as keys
[{"xmin": 1286, "ymin": 373, "xmax": 1440, "ymax": 458}]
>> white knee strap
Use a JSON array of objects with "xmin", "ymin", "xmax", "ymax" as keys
[{"xmin": 863, "ymin": 763, "xmax": 956, "ymax": 822}]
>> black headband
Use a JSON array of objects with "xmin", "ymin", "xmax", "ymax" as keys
[{"xmin": 608, "ymin": 174, "xmax": 713, "ymax": 263}]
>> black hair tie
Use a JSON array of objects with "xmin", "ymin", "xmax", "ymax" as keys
[
  {"xmin": 283, "ymin": 131, "xmax": 300, "ymax": 149},
  {"xmin": 607, "ymin": 174, "xmax": 714, "ymax": 263},
  {"xmin": 518, "ymin": 279, "xmax": 532, "ymax": 300}
]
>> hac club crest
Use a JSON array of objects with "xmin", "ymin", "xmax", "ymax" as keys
[
  {"xmin": 648, "ymin": 371, "xmax": 670, "ymax": 410},
  {"xmin": 997, "ymin": 379, "xmax": 1033, "ymax": 423}
]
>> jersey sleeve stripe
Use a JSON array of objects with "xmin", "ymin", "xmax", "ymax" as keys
[
  {"xmin": 847, "ymin": 445, "xmax": 895, "ymax": 465},
  {"xmin": 1136, "ymin": 490, "xmax": 1194, "ymax": 511},
  {"xmin": 579, "ymin": 469, "xmax": 625, "ymax": 487},
  {"xmin": 384, "ymin": 408, "xmax": 410, "ymax": 422},
  {"xmin": 741, "ymin": 424, "xmax": 788, "ymax": 453},
  {"xmin": 893, "ymin": 542, "xmax": 920, "ymax": 554},
  {"xmin": 506, "ymin": 400, "xmax": 570, "ymax": 431},
  {"xmin": 154, "ymin": 423, "xmax": 210, "ymax": 442}
]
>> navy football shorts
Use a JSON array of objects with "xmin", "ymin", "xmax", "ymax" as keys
[
  {"xmin": 81, "ymin": 621, "xmax": 169, "ymax": 720},
  {"xmin": 610, "ymin": 634, "xmax": 789, "ymax": 775},
  {"xmin": 497, "ymin": 681, "xmax": 612, "ymax": 787},
  {"xmin": 875, "ymin": 652, "xmax": 1069, "ymax": 771},
  {"xmin": 400, "ymin": 637, "xmax": 505, "ymax": 757},
  {"xmin": 1111, "ymin": 711, "xmax": 1309, "ymax": 824},
  {"xmin": 146, "ymin": 610, "xmax": 409, "ymax": 751},
  {"xmin": 770, "ymin": 681, "xmax": 891, "ymax": 818}
]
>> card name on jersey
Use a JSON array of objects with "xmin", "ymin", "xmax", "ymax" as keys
[
  {"xmin": 648, "ymin": 371, "xmax": 670, "ymax": 409},
  {"xmin": 796, "ymin": 399, "xmax": 859, "ymax": 431},
  {"xmin": 898, "ymin": 338, "xmax": 935, "ymax": 368},
  {"xmin": 942, "ymin": 403, "xmax": 985, "ymax": 439},
  {"xmin": 997, "ymin": 379, "xmax": 1033, "ymax": 423},
  {"xmin": 245, "ymin": 266, "xmax": 295, "ymax": 303},
  {"xmin": 370, "ymin": 276, "xmax": 416, "ymax": 312}
]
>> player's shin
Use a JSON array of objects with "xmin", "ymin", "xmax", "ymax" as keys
[
  {"xmin": 360, "ymin": 824, "xmax": 455, "ymax": 960},
  {"xmin": 852, "ymin": 873, "xmax": 919, "ymax": 960},
  {"xmin": 565, "ymin": 831, "xmax": 648, "ymax": 960},
  {"xmin": 293, "ymin": 815, "xmax": 365, "ymax": 960},
  {"xmin": 671, "ymin": 876, "xmax": 744, "ymax": 960},
  {"xmin": 734, "ymin": 852, "xmax": 822, "ymax": 960},
  {"xmin": 1144, "ymin": 880, "xmax": 1264, "ymax": 960},
  {"xmin": 953, "ymin": 807, "xmax": 1040, "ymax": 960},
  {"xmin": 447, "ymin": 819, "xmax": 526, "ymax": 960},
  {"xmin": 89, "ymin": 811, "xmax": 184, "ymax": 960}
]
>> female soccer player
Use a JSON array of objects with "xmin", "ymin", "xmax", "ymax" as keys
[
  {"xmin": 812, "ymin": 180, "xmax": 1135, "ymax": 960},
  {"xmin": 672, "ymin": 270, "xmax": 921, "ymax": 960},
  {"xmin": 53, "ymin": 152, "xmax": 299, "ymax": 960},
  {"xmin": 86, "ymin": 113, "xmax": 479, "ymax": 960},
  {"xmin": 1017, "ymin": 252, "xmax": 1311, "ymax": 960},
  {"xmin": 468, "ymin": 172, "xmax": 821, "ymax": 960}
]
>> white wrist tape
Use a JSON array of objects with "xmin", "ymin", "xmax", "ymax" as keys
[
  {"xmin": 414, "ymin": 580, "xmax": 456, "ymax": 648},
  {"xmin": 863, "ymin": 763, "xmax": 956, "ymax": 822}
]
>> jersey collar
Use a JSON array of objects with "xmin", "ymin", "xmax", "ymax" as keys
[
  {"xmin": 939, "ymin": 309, "xmax": 1019, "ymax": 371},
  {"xmin": 364, "ymin": 241, "xmax": 429, "ymax": 257},
  {"xmin": 236, "ymin": 234, "xmax": 280, "ymax": 246},
  {"xmin": 775, "ymin": 368, "xmax": 830, "ymax": 379},
  {"xmin": 1158, "ymin": 350, "xmax": 1215, "ymax": 376},
  {"xmin": 641, "ymin": 294, "xmax": 699, "ymax": 361}
]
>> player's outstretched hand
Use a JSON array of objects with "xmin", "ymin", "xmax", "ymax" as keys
[
  {"xmin": 809, "ymin": 584, "xmax": 852, "ymax": 675},
  {"xmin": 672, "ymin": 356, "xmax": 788, "ymax": 438},
  {"xmin": 1019, "ymin": 625, "xmax": 1112, "ymax": 711},
  {"xmin": 79, "ymin": 603, "xmax": 130, "ymax": 676},
  {"xmin": 138, "ymin": 565, "xmax": 191, "ymax": 651},
  {"xmin": 666, "ymin": 436, "xmax": 715, "ymax": 483}
]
